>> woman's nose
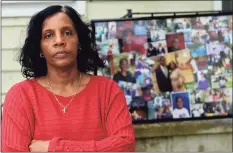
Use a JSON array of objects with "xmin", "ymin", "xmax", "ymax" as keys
[{"xmin": 54, "ymin": 35, "xmax": 66, "ymax": 46}]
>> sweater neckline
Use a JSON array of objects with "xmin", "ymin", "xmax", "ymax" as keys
[{"xmin": 31, "ymin": 75, "xmax": 94, "ymax": 99}]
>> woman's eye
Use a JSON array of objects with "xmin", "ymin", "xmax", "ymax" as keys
[
  {"xmin": 64, "ymin": 31, "xmax": 72, "ymax": 36},
  {"xmin": 45, "ymin": 33, "xmax": 53, "ymax": 39}
]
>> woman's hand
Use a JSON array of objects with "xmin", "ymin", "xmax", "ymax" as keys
[{"xmin": 29, "ymin": 140, "xmax": 50, "ymax": 152}]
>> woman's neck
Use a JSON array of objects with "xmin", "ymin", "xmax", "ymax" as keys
[
  {"xmin": 46, "ymin": 65, "xmax": 81, "ymax": 87},
  {"xmin": 121, "ymin": 71, "xmax": 127, "ymax": 76}
]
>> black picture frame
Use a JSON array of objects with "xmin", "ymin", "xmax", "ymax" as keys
[{"xmin": 91, "ymin": 11, "xmax": 233, "ymax": 124}]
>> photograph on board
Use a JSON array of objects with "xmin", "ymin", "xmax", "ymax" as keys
[
  {"xmin": 166, "ymin": 32, "xmax": 186, "ymax": 53},
  {"xmin": 148, "ymin": 92, "xmax": 173, "ymax": 120},
  {"xmin": 171, "ymin": 91, "xmax": 191, "ymax": 119}
]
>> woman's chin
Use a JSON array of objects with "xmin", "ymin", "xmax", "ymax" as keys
[{"xmin": 52, "ymin": 61, "xmax": 76, "ymax": 69}]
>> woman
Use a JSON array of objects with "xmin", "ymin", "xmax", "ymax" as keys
[
  {"xmin": 113, "ymin": 58, "xmax": 135, "ymax": 84},
  {"xmin": 1, "ymin": 5, "xmax": 135, "ymax": 152},
  {"xmin": 121, "ymin": 28, "xmax": 146, "ymax": 55},
  {"xmin": 174, "ymin": 52, "xmax": 195, "ymax": 83},
  {"xmin": 168, "ymin": 61, "xmax": 177, "ymax": 73},
  {"xmin": 168, "ymin": 61, "xmax": 186, "ymax": 92}
]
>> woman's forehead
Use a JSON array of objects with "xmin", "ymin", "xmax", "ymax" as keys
[{"xmin": 42, "ymin": 12, "xmax": 73, "ymax": 30}]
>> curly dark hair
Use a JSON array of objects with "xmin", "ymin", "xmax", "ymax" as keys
[{"xmin": 19, "ymin": 5, "xmax": 105, "ymax": 79}]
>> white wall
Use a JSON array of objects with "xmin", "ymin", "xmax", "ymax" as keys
[
  {"xmin": 1, "ymin": 17, "xmax": 31, "ymax": 104},
  {"xmin": 86, "ymin": 1, "xmax": 215, "ymax": 20}
]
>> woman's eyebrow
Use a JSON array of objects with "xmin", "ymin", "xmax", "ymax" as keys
[
  {"xmin": 61, "ymin": 25, "xmax": 74, "ymax": 30},
  {"xmin": 42, "ymin": 28, "xmax": 53, "ymax": 33},
  {"xmin": 42, "ymin": 25, "xmax": 74, "ymax": 32}
]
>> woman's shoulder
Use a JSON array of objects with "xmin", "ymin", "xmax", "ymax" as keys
[
  {"xmin": 3, "ymin": 79, "xmax": 36, "ymax": 107},
  {"xmin": 5, "ymin": 78, "xmax": 38, "ymax": 98},
  {"xmin": 89, "ymin": 75, "xmax": 125, "ymax": 105},
  {"xmin": 7, "ymin": 78, "xmax": 33, "ymax": 91}
]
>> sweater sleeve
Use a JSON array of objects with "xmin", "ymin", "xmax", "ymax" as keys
[
  {"xmin": 48, "ymin": 80, "xmax": 135, "ymax": 152},
  {"xmin": 1, "ymin": 83, "xmax": 34, "ymax": 152}
]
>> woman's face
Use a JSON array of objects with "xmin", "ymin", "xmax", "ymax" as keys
[
  {"xmin": 125, "ymin": 32, "xmax": 133, "ymax": 44},
  {"xmin": 120, "ymin": 60, "xmax": 128, "ymax": 72},
  {"xmin": 170, "ymin": 62, "xmax": 176, "ymax": 70},
  {"xmin": 40, "ymin": 12, "xmax": 79, "ymax": 69},
  {"xmin": 172, "ymin": 38, "xmax": 180, "ymax": 49}
]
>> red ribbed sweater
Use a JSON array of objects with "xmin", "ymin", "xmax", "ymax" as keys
[{"xmin": 1, "ymin": 75, "xmax": 135, "ymax": 152}]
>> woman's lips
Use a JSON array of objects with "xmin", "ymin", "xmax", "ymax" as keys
[{"xmin": 54, "ymin": 51, "xmax": 68, "ymax": 58}]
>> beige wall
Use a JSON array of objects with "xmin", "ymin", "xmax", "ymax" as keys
[{"xmin": 86, "ymin": 1, "xmax": 214, "ymax": 20}]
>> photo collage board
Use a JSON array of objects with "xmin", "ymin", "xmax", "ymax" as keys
[{"xmin": 93, "ymin": 14, "xmax": 233, "ymax": 122}]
